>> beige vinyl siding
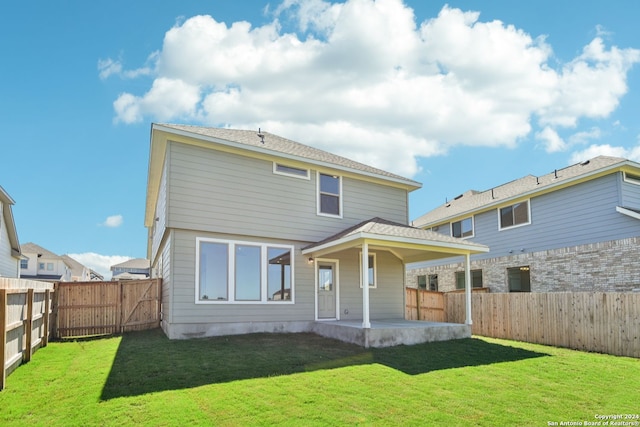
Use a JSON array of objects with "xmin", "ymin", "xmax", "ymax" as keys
[
  {"xmin": 159, "ymin": 232, "xmax": 172, "ymax": 328},
  {"xmin": 166, "ymin": 142, "xmax": 409, "ymax": 243},
  {"xmin": 170, "ymin": 229, "xmax": 316, "ymax": 324},
  {"xmin": 332, "ymin": 249, "xmax": 405, "ymax": 321},
  {"xmin": 151, "ymin": 157, "xmax": 169, "ymax": 261}
]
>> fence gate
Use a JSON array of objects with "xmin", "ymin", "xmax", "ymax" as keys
[{"xmin": 54, "ymin": 279, "xmax": 161, "ymax": 338}]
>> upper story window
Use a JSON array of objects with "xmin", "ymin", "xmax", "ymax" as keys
[
  {"xmin": 317, "ymin": 173, "xmax": 342, "ymax": 217},
  {"xmin": 451, "ymin": 217, "xmax": 473, "ymax": 238},
  {"xmin": 623, "ymin": 172, "xmax": 640, "ymax": 185},
  {"xmin": 20, "ymin": 259, "xmax": 28, "ymax": 269},
  {"xmin": 273, "ymin": 163, "xmax": 310, "ymax": 180},
  {"xmin": 499, "ymin": 200, "xmax": 530, "ymax": 230}
]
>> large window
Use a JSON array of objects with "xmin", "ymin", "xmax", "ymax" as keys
[
  {"xmin": 508, "ymin": 266, "xmax": 531, "ymax": 292},
  {"xmin": 318, "ymin": 173, "xmax": 342, "ymax": 217},
  {"xmin": 197, "ymin": 238, "xmax": 294, "ymax": 303},
  {"xmin": 451, "ymin": 217, "xmax": 473, "ymax": 238},
  {"xmin": 359, "ymin": 253, "xmax": 376, "ymax": 288},
  {"xmin": 455, "ymin": 270, "xmax": 483, "ymax": 290},
  {"xmin": 499, "ymin": 201, "xmax": 530, "ymax": 230}
]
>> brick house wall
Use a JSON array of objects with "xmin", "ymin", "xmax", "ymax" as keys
[{"xmin": 407, "ymin": 237, "xmax": 640, "ymax": 293}]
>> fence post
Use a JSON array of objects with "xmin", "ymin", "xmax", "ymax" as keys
[
  {"xmin": 51, "ymin": 285, "xmax": 59, "ymax": 340},
  {"xmin": 1, "ymin": 289, "xmax": 7, "ymax": 391},
  {"xmin": 416, "ymin": 289, "xmax": 421, "ymax": 320},
  {"xmin": 43, "ymin": 289, "xmax": 50, "ymax": 347},
  {"xmin": 24, "ymin": 289, "xmax": 34, "ymax": 363}
]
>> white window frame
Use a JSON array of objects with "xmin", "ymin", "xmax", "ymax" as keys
[
  {"xmin": 498, "ymin": 200, "xmax": 531, "ymax": 231},
  {"xmin": 623, "ymin": 171, "xmax": 640, "ymax": 185},
  {"xmin": 273, "ymin": 162, "xmax": 310, "ymax": 180},
  {"xmin": 358, "ymin": 252, "xmax": 377, "ymax": 289},
  {"xmin": 451, "ymin": 216, "xmax": 474, "ymax": 239},
  {"xmin": 195, "ymin": 237, "xmax": 295, "ymax": 305},
  {"xmin": 317, "ymin": 172, "xmax": 343, "ymax": 218},
  {"xmin": 20, "ymin": 259, "xmax": 28, "ymax": 269}
]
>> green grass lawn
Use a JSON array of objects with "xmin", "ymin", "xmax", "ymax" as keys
[{"xmin": 1, "ymin": 329, "xmax": 638, "ymax": 426}]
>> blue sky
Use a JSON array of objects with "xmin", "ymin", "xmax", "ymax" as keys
[{"xmin": 1, "ymin": 0, "xmax": 639, "ymax": 278}]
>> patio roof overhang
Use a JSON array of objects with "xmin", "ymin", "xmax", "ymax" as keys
[
  {"xmin": 302, "ymin": 218, "xmax": 489, "ymax": 330},
  {"xmin": 301, "ymin": 217, "xmax": 489, "ymax": 262}
]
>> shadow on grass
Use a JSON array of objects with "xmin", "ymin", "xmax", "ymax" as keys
[{"xmin": 100, "ymin": 328, "xmax": 548, "ymax": 400}]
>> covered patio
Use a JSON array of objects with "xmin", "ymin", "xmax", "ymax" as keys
[{"xmin": 302, "ymin": 218, "xmax": 489, "ymax": 347}]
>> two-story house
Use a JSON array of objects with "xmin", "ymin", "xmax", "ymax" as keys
[
  {"xmin": 145, "ymin": 124, "xmax": 488, "ymax": 346},
  {"xmin": 408, "ymin": 156, "xmax": 640, "ymax": 293},
  {"xmin": 0, "ymin": 185, "xmax": 21, "ymax": 278},
  {"xmin": 110, "ymin": 258, "xmax": 150, "ymax": 280},
  {"xmin": 20, "ymin": 243, "xmax": 72, "ymax": 282},
  {"xmin": 61, "ymin": 255, "xmax": 104, "ymax": 282}
]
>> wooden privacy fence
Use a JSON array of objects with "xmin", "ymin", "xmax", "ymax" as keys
[
  {"xmin": 1, "ymin": 279, "xmax": 54, "ymax": 391},
  {"xmin": 55, "ymin": 279, "xmax": 161, "ymax": 338},
  {"xmin": 406, "ymin": 288, "xmax": 640, "ymax": 358},
  {"xmin": 405, "ymin": 288, "xmax": 489, "ymax": 322}
]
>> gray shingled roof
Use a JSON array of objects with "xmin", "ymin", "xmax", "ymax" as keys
[
  {"xmin": 304, "ymin": 217, "xmax": 488, "ymax": 252},
  {"xmin": 413, "ymin": 156, "xmax": 634, "ymax": 227},
  {"xmin": 110, "ymin": 258, "xmax": 150, "ymax": 270},
  {"xmin": 21, "ymin": 242, "xmax": 61, "ymax": 259},
  {"xmin": 156, "ymin": 124, "xmax": 421, "ymax": 187}
]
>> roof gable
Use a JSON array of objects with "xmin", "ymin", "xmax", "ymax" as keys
[{"xmin": 413, "ymin": 156, "xmax": 638, "ymax": 227}]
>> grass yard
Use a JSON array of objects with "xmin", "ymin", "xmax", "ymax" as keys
[{"xmin": 0, "ymin": 329, "xmax": 638, "ymax": 426}]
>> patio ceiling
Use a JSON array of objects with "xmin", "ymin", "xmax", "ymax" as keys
[{"xmin": 301, "ymin": 217, "xmax": 489, "ymax": 262}]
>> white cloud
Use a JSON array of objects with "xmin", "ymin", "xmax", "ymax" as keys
[
  {"xmin": 108, "ymin": 0, "xmax": 640, "ymax": 177},
  {"xmin": 569, "ymin": 143, "xmax": 640, "ymax": 164},
  {"xmin": 101, "ymin": 214, "xmax": 123, "ymax": 228},
  {"xmin": 98, "ymin": 57, "xmax": 153, "ymax": 80},
  {"xmin": 66, "ymin": 253, "xmax": 131, "ymax": 280},
  {"xmin": 536, "ymin": 127, "xmax": 566, "ymax": 153}
]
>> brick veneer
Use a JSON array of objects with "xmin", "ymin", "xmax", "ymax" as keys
[{"xmin": 407, "ymin": 237, "xmax": 640, "ymax": 293}]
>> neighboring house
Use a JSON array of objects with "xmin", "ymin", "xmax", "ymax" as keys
[
  {"xmin": 408, "ymin": 156, "xmax": 640, "ymax": 293},
  {"xmin": 145, "ymin": 123, "xmax": 488, "ymax": 340},
  {"xmin": 61, "ymin": 255, "xmax": 104, "ymax": 282},
  {"xmin": 110, "ymin": 258, "xmax": 150, "ymax": 280},
  {"xmin": 20, "ymin": 243, "xmax": 72, "ymax": 282},
  {"xmin": 0, "ymin": 185, "xmax": 22, "ymax": 277}
]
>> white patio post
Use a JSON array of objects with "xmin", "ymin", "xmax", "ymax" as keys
[
  {"xmin": 464, "ymin": 253, "xmax": 473, "ymax": 326},
  {"xmin": 362, "ymin": 242, "xmax": 371, "ymax": 328}
]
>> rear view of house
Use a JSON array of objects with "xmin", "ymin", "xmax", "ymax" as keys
[{"xmin": 145, "ymin": 124, "xmax": 487, "ymax": 345}]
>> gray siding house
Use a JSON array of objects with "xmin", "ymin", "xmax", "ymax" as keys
[
  {"xmin": 145, "ymin": 124, "xmax": 488, "ymax": 342},
  {"xmin": 0, "ymin": 185, "xmax": 21, "ymax": 278},
  {"xmin": 408, "ymin": 156, "xmax": 640, "ymax": 293}
]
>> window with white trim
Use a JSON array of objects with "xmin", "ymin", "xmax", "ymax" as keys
[
  {"xmin": 318, "ymin": 173, "xmax": 342, "ymax": 217},
  {"xmin": 623, "ymin": 172, "xmax": 640, "ymax": 185},
  {"xmin": 359, "ymin": 253, "xmax": 376, "ymax": 288},
  {"xmin": 196, "ymin": 238, "xmax": 294, "ymax": 303},
  {"xmin": 273, "ymin": 163, "xmax": 310, "ymax": 179},
  {"xmin": 451, "ymin": 217, "xmax": 473, "ymax": 238},
  {"xmin": 20, "ymin": 259, "xmax": 28, "ymax": 269},
  {"xmin": 499, "ymin": 200, "xmax": 530, "ymax": 230}
]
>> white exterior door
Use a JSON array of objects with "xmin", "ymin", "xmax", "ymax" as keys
[{"xmin": 317, "ymin": 262, "xmax": 336, "ymax": 319}]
